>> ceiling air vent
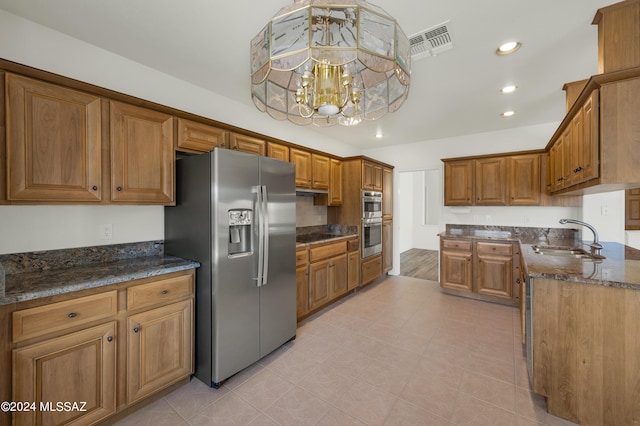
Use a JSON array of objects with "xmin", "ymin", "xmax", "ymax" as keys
[{"xmin": 409, "ymin": 21, "xmax": 454, "ymax": 60}]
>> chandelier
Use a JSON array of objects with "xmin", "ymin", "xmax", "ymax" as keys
[{"xmin": 250, "ymin": 0, "xmax": 411, "ymax": 127}]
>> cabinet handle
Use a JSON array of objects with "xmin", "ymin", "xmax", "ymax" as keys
[
  {"xmin": 116, "ymin": 186, "xmax": 123, "ymax": 191},
  {"xmin": 107, "ymin": 336, "xmax": 113, "ymax": 342},
  {"xmin": 92, "ymin": 185, "xmax": 98, "ymax": 191},
  {"xmin": 133, "ymin": 327, "xmax": 139, "ymax": 333},
  {"xmin": 557, "ymin": 177, "xmax": 564, "ymax": 182},
  {"xmin": 68, "ymin": 312, "xmax": 77, "ymax": 318},
  {"xmin": 516, "ymin": 278, "xmax": 521, "ymax": 284},
  {"xmin": 161, "ymin": 290, "xmax": 168, "ymax": 295}
]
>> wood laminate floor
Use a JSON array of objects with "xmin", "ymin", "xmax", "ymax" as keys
[{"xmin": 400, "ymin": 248, "xmax": 439, "ymax": 282}]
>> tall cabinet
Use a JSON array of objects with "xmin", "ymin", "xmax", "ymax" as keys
[{"xmin": 328, "ymin": 157, "xmax": 394, "ymax": 286}]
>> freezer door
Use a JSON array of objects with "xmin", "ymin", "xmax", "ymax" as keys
[
  {"xmin": 259, "ymin": 156, "xmax": 297, "ymax": 357},
  {"xmin": 212, "ymin": 149, "xmax": 261, "ymax": 383}
]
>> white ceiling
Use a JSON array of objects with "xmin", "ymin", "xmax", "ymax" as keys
[{"xmin": 0, "ymin": 0, "xmax": 614, "ymax": 149}]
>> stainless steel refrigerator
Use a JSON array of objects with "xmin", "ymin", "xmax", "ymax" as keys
[{"xmin": 164, "ymin": 149, "xmax": 296, "ymax": 388}]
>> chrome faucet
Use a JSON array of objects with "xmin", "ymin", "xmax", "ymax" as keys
[{"xmin": 559, "ymin": 218, "xmax": 603, "ymax": 253}]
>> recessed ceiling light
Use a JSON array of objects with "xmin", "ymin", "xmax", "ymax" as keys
[
  {"xmin": 496, "ymin": 41, "xmax": 521, "ymax": 55},
  {"xmin": 501, "ymin": 110, "xmax": 515, "ymax": 117},
  {"xmin": 375, "ymin": 131, "xmax": 383, "ymax": 139},
  {"xmin": 500, "ymin": 85, "xmax": 517, "ymax": 94}
]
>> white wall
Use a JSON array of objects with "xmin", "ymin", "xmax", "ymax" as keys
[
  {"xmin": 582, "ymin": 191, "xmax": 626, "ymax": 243},
  {"xmin": 398, "ymin": 172, "xmax": 414, "ymax": 253},
  {"xmin": 0, "ymin": 10, "xmax": 357, "ymax": 254}
]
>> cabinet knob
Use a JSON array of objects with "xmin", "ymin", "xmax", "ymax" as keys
[
  {"xmin": 516, "ymin": 278, "xmax": 521, "ymax": 284},
  {"xmin": 161, "ymin": 290, "xmax": 168, "ymax": 295},
  {"xmin": 92, "ymin": 185, "xmax": 98, "ymax": 191},
  {"xmin": 116, "ymin": 186, "xmax": 123, "ymax": 192},
  {"xmin": 133, "ymin": 327, "xmax": 139, "ymax": 333},
  {"xmin": 68, "ymin": 312, "xmax": 77, "ymax": 318},
  {"xmin": 107, "ymin": 336, "xmax": 113, "ymax": 342}
]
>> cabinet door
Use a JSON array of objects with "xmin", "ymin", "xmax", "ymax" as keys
[
  {"xmin": 382, "ymin": 167, "xmax": 393, "ymax": 219},
  {"xmin": 626, "ymin": 188, "xmax": 640, "ymax": 230},
  {"xmin": 475, "ymin": 157, "xmax": 507, "ymax": 205},
  {"xmin": 362, "ymin": 161, "xmax": 374, "ymax": 190},
  {"xmin": 476, "ymin": 253, "xmax": 513, "ymax": 299},
  {"xmin": 570, "ymin": 109, "xmax": 585, "ymax": 184},
  {"xmin": 290, "ymin": 148, "xmax": 312, "ymax": 188},
  {"xmin": 373, "ymin": 164, "xmax": 383, "ymax": 191},
  {"xmin": 229, "ymin": 133, "xmax": 266, "ymax": 156},
  {"xmin": 440, "ymin": 250, "xmax": 472, "ymax": 291},
  {"xmin": 267, "ymin": 142, "xmax": 290, "ymax": 162},
  {"xmin": 581, "ymin": 90, "xmax": 599, "ymax": 182},
  {"xmin": 382, "ymin": 220, "xmax": 393, "ymax": 273},
  {"xmin": 361, "ymin": 254, "xmax": 382, "ymax": 285},
  {"xmin": 330, "ymin": 254, "xmax": 348, "ymax": 299},
  {"xmin": 444, "ymin": 160, "xmax": 473, "ymax": 205},
  {"xmin": 347, "ymin": 251, "xmax": 360, "ymax": 290},
  {"xmin": 176, "ymin": 117, "xmax": 227, "ymax": 153},
  {"xmin": 309, "ymin": 259, "xmax": 331, "ymax": 310},
  {"xmin": 561, "ymin": 126, "xmax": 573, "ymax": 188},
  {"xmin": 6, "ymin": 73, "xmax": 103, "ymax": 202},
  {"xmin": 311, "ymin": 154, "xmax": 330, "ymax": 190},
  {"xmin": 110, "ymin": 101, "xmax": 174, "ymax": 204},
  {"xmin": 328, "ymin": 158, "xmax": 343, "ymax": 206},
  {"xmin": 296, "ymin": 265, "xmax": 309, "ymax": 318},
  {"xmin": 13, "ymin": 322, "xmax": 116, "ymax": 426},
  {"xmin": 127, "ymin": 299, "xmax": 193, "ymax": 403},
  {"xmin": 509, "ymin": 154, "xmax": 540, "ymax": 205},
  {"xmin": 550, "ymin": 139, "xmax": 564, "ymax": 191}
]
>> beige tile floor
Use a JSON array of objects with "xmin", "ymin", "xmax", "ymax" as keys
[{"xmin": 113, "ymin": 276, "xmax": 578, "ymax": 426}]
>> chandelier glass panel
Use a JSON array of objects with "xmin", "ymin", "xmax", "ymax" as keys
[{"xmin": 250, "ymin": 0, "xmax": 411, "ymax": 126}]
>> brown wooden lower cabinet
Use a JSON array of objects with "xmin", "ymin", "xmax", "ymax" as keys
[
  {"xmin": 309, "ymin": 254, "xmax": 347, "ymax": 311},
  {"xmin": 361, "ymin": 254, "xmax": 382, "ymax": 285},
  {"xmin": 4, "ymin": 269, "xmax": 195, "ymax": 426},
  {"xmin": 12, "ymin": 322, "xmax": 117, "ymax": 426},
  {"xmin": 440, "ymin": 237, "xmax": 519, "ymax": 306},
  {"xmin": 347, "ymin": 251, "xmax": 360, "ymax": 290},
  {"xmin": 531, "ymin": 277, "xmax": 640, "ymax": 425}
]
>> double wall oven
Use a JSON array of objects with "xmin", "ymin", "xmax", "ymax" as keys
[{"xmin": 362, "ymin": 190, "xmax": 382, "ymax": 258}]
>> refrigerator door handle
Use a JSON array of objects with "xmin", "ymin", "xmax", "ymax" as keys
[
  {"xmin": 254, "ymin": 185, "xmax": 264, "ymax": 286},
  {"xmin": 261, "ymin": 185, "xmax": 270, "ymax": 286}
]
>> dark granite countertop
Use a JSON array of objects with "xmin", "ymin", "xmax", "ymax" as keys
[
  {"xmin": 0, "ymin": 241, "xmax": 199, "ymax": 305},
  {"xmin": 441, "ymin": 225, "xmax": 640, "ymax": 290},
  {"xmin": 296, "ymin": 224, "xmax": 358, "ymax": 249}
]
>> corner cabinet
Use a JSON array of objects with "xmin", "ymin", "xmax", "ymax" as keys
[
  {"xmin": 5, "ymin": 73, "xmax": 103, "ymax": 202},
  {"xmin": 110, "ymin": 101, "xmax": 174, "ymax": 204}
]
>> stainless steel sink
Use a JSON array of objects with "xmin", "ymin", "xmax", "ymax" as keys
[{"xmin": 531, "ymin": 245, "xmax": 605, "ymax": 260}]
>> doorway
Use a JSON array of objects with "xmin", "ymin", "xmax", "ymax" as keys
[{"xmin": 398, "ymin": 169, "xmax": 441, "ymax": 282}]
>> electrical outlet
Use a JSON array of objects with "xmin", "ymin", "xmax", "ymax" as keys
[
  {"xmin": 100, "ymin": 224, "xmax": 113, "ymax": 239},
  {"xmin": 523, "ymin": 216, "xmax": 530, "ymax": 224},
  {"xmin": 486, "ymin": 215, "xmax": 493, "ymax": 224},
  {"xmin": 601, "ymin": 205, "xmax": 610, "ymax": 216}
]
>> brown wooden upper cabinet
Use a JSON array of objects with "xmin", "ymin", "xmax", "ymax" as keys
[
  {"xmin": 5, "ymin": 73, "xmax": 103, "ymax": 202},
  {"xmin": 267, "ymin": 142, "xmax": 290, "ymax": 162},
  {"xmin": 475, "ymin": 157, "xmax": 507, "ymax": 205},
  {"xmin": 547, "ymin": 89, "xmax": 599, "ymax": 194},
  {"xmin": 328, "ymin": 158, "xmax": 343, "ymax": 206},
  {"xmin": 311, "ymin": 154, "xmax": 330, "ymax": 190},
  {"xmin": 509, "ymin": 154, "xmax": 541, "ymax": 205},
  {"xmin": 362, "ymin": 161, "xmax": 383, "ymax": 191},
  {"xmin": 382, "ymin": 167, "xmax": 393, "ymax": 219},
  {"xmin": 176, "ymin": 117, "xmax": 227, "ymax": 153},
  {"xmin": 444, "ymin": 153, "xmax": 544, "ymax": 206},
  {"xmin": 110, "ymin": 101, "xmax": 174, "ymax": 204},
  {"xmin": 228, "ymin": 133, "xmax": 266, "ymax": 156},
  {"xmin": 443, "ymin": 159, "xmax": 474, "ymax": 205},
  {"xmin": 290, "ymin": 148, "xmax": 312, "ymax": 188}
]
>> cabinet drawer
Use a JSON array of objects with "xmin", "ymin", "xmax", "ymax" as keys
[
  {"xmin": 13, "ymin": 291, "xmax": 118, "ymax": 342},
  {"xmin": 309, "ymin": 241, "xmax": 347, "ymax": 262},
  {"xmin": 361, "ymin": 255, "xmax": 383, "ymax": 284},
  {"xmin": 296, "ymin": 249, "xmax": 309, "ymax": 267},
  {"xmin": 127, "ymin": 273, "xmax": 193, "ymax": 311},
  {"xmin": 347, "ymin": 238, "xmax": 359, "ymax": 252},
  {"xmin": 477, "ymin": 242, "xmax": 513, "ymax": 255},
  {"xmin": 442, "ymin": 239, "xmax": 472, "ymax": 251}
]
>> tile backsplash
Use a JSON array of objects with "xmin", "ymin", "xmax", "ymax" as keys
[{"xmin": 296, "ymin": 195, "xmax": 327, "ymax": 227}]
